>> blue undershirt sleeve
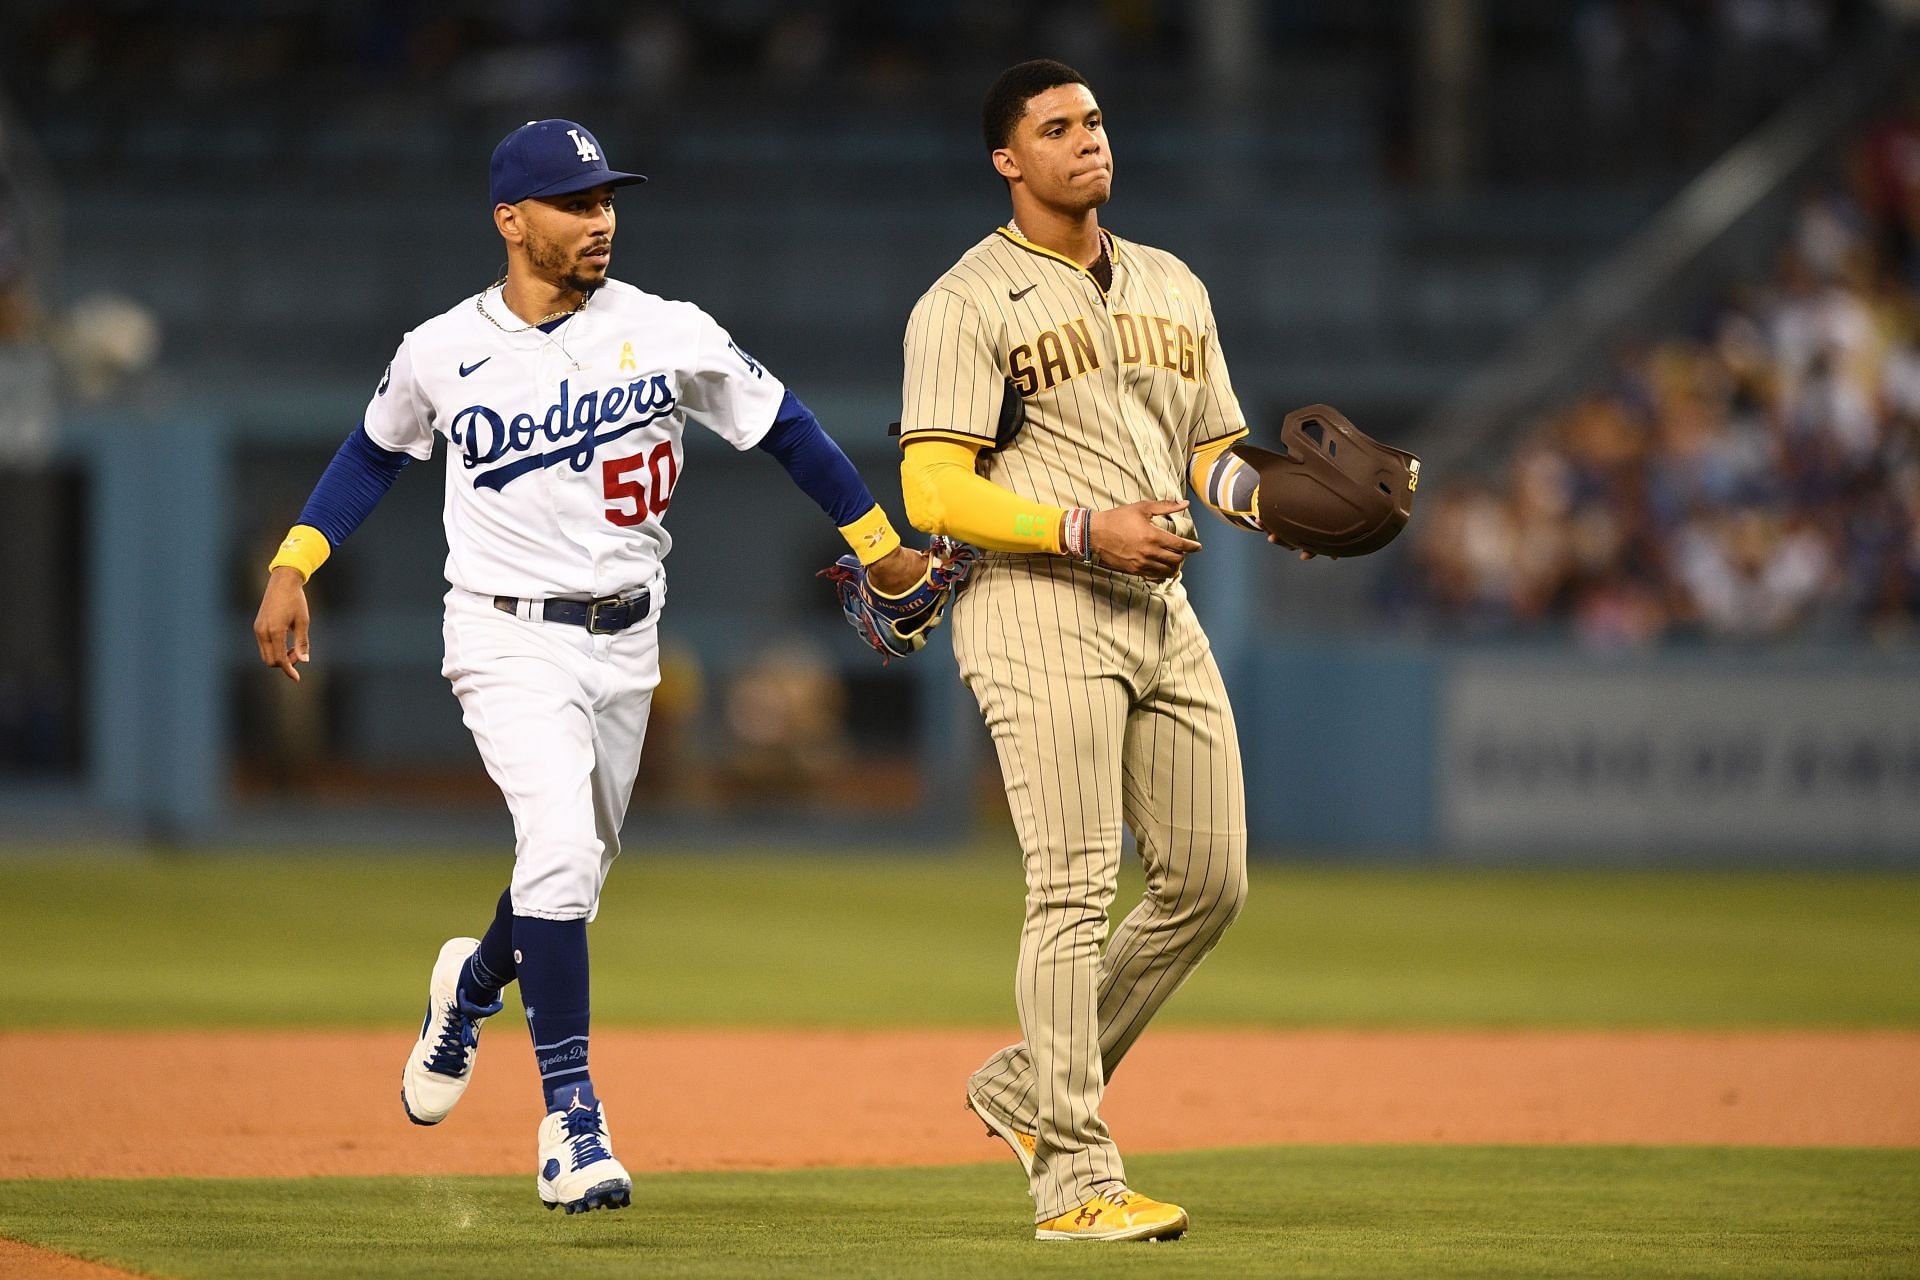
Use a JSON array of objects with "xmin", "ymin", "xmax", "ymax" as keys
[
  {"xmin": 296, "ymin": 424, "xmax": 413, "ymax": 546},
  {"xmin": 754, "ymin": 389, "xmax": 879, "ymax": 528}
]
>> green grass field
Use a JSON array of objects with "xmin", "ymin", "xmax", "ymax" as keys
[
  {"xmin": 1, "ymin": 1148, "xmax": 1914, "ymax": 1278},
  {"xmin": 3, "ymin": 851, "xmax": 1918, "ymax": 1027},
  {"xmin": 2, "ymin": 850, "xmax": 1916, "ymax": 1277}
]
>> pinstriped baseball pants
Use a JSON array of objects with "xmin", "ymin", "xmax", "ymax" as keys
[{"xmin": 950, "ymin": 555, "xmax": 1249, "ymax": 1222}]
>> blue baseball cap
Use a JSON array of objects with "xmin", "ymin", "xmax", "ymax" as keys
[{"xmin": 489, "ymin": 119, "xmax": 647, "ymax": 207}]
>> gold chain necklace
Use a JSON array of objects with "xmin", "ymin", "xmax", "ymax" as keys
[
  {"xmin": 475, "ymin": 277, "xmax": 592, "ymax": 334},
  {"xmin": 1008, "ymin": 218, "xmax": 1110, "ymax": 269}
]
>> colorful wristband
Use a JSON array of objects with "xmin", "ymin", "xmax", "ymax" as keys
[
  {"xmin": 838, "ymin": 504, "xmax": 904, "ymax": 567},
  {"xmin": 1061, "ymin": 508, "xmax": 1096, "ymax": 563},
  {"xmin": 267, "ymin": 524, "xmax": 332, "ymax": 582}
]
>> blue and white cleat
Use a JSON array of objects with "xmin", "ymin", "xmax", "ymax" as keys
[
  {"xmin": 537, "ymin": 1094, "xmax": 632, "ymax": 1215},
  {"xmin": 400, "ymin": 937, "xmax": 502, "ymax": 1126}
]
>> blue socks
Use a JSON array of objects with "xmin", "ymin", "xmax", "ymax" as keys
[
  {"xmin": 512, "ymin": 913, "xmax": 595, "ymax": 1112},
  {"xmin": 455, "ymin": 890, "xmax": 598, "ymax": 1112},
  {"xmin": 460, "ymin": 888, "xmax": 517, "ymax": 1001}
]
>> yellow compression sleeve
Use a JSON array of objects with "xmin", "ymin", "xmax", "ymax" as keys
[
  {"xmin": 837, "ymin": 504, "xmax": 904, "ymax": 566},
  {"xmin": 267, "ymin": 524, "xmax": 332, "ymax": 582},
  {"xmin": 900, "ymin": 439, "xmax": 1066, "ymax": 554},
  {"xmin": 1189, "ymin": 430, "xmax": 1263, "ymax": 532}
]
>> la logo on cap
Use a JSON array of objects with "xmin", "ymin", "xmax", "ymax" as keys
[{"xmin": 488, "ymin": 119, "xmax": 647, "ymax": 207}]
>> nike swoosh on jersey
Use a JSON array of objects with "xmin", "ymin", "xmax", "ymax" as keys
[
  {"xmin": 459, "ymin": 358, "xmax": 492, "ymax": 377},
  {"xmin": 1009, "ymin": 284, "xmax": 1038, "ymax": 301}
]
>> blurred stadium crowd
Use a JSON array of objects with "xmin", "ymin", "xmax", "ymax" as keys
[
  {"xmin": 0, "ymin": 1, "xmax": 1859, "ymax": 98},
  {"xmin": 0, "ymin": 179, "xmax": 28, "ymax": 348},
  {"xmin": 1572, "ymin": 0, "xmax": 1859, "ymax": 172},
  {"xmin": 0, "ymin": 2, "xmax": 1866, "ymax": 177},
  {"xmin": 2, "ymin": 2, "xmax": 1079, "ymax": 103},
  {"xmin": 1392, "ymin": 99, "xmax": 1920, "ymax": 645}
]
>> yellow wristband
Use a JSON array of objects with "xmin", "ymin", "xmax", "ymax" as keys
[
  {"xmin": 838, "ymin": 505, "xmax": 904, "ymax": 566},
  {"xmin": 267, "ymin": 524, "xmax": 332, "ymax": 582}
]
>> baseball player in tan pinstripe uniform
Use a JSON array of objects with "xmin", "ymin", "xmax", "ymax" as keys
[{"xmin": 897, "ymin": 59, "xmax": 1284, "ymax": 1242}]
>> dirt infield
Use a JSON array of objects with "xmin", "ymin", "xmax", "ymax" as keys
[
  {"xmin": 0, "ymin": 1239, "xmax": 146, "ymax": 1279},
  {"xmin": 2, "ymin": 1027, "xmax": 1916, "ymax": 1181}
]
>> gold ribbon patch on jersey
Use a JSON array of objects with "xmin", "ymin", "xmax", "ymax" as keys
[{"xmin": 617, "ymin": 341, "xmax": 637, "ymax": 372}]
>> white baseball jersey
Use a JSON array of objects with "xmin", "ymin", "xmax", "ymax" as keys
[{"xmin": 365, "ymin": 278, "xmax": 786, "ymax": 598}]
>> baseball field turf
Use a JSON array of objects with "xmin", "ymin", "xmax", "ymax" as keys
[{"xmin": 1, "ymin": 850, "xmax": 1916, "ymax": 1277}]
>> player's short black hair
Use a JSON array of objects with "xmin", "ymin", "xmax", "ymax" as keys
[{"xmin": 982, "ymin": 59, "xmax": 1091, "ymax": 151}]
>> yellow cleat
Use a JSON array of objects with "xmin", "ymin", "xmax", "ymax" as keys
[
  {"xmin": 1034, "ymin": 1188, "xmax": 1188, "ymax": 1242},
  {"xmin": 964, "ymin": 1086, "xmax": 1036, "ymax": 1181}
]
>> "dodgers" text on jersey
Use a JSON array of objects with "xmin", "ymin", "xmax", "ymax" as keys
[{"xmin": 452, "ymin": 373, "xmax": 677, "ymax": 492}]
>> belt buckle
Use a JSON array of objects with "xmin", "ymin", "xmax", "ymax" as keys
[
  {"xmin": 587, "ymin": 590, "xmax": 644, "ymax": 634},
  {"xmin": 587, "ymin": 597, "xmax": 620, "ymax": 634}
]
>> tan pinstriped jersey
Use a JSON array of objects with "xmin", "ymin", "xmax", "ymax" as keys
[{"xmin": 900, "ymin": 226, "xmax": 1247, "ymax": 544}]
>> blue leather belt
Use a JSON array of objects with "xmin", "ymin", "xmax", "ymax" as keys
[{"xmin": 493, "ymin": 589, "xmax": 651, "ymax": 634}]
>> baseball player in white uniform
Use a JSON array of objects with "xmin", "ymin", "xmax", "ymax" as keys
[{"xmin": 251, "ymin": 119, "xmax": 931, "ymax": 1215}]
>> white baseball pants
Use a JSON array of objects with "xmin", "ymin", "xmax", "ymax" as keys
[{"xmin": 440, "ymin": 582, "xmax": 663, "ymax": 921}]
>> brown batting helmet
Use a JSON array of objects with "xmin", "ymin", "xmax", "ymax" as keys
[{"xmin": 1230, "ymin": 404, "xmax": 1421, "ymax": 557}]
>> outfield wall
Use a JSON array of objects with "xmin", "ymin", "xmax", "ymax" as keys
[{"xmin": 1241, "ymin": 644, "xmax": 1920, "ymax": 863}]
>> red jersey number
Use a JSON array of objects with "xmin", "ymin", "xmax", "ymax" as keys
[{"xmin": 602, "ymin": 441, "xmax": 679, "ymax": 527}]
